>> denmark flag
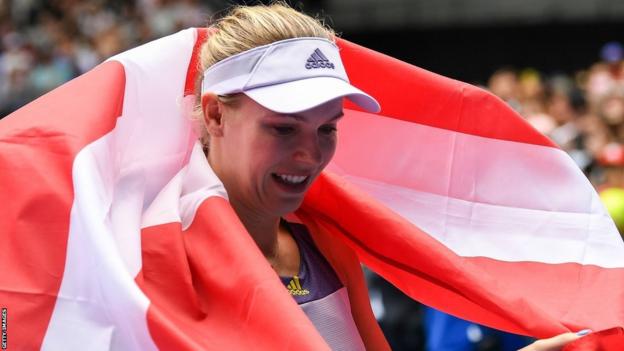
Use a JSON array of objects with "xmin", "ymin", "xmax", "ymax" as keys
[{"xmin": 0, "ymin": 28, "xmax": 622, "ymax": 350}]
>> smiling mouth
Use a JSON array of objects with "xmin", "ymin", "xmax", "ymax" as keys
[
  {"xmin": 274, "ymin": 174, "xmax": 308, "ymax": 184},
  {"xmin": 271, "ymin": 173, "xmax": 311, "ymax": 193}
]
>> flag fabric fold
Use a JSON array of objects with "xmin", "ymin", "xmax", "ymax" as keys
[{"xmin": 0, "ymin": 27, "xmax": 622, "ymax": 350}]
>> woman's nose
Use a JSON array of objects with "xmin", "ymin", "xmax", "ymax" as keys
[{"xmin": 292, "ymin": 135, "xmax": 323, "ymax": 165}]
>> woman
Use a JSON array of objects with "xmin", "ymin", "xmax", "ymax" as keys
[{"xmin": 196, "ymin": 3, "xmax": 587, "ymax": 350}]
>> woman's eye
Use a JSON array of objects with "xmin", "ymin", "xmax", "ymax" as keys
[
  {"xmin": 319, "ymin": 125, "xmax": 337, "ymax": 135},
  {"xmin": 273, "ymin": 126, "xmax": 296, "ymax": 135}
]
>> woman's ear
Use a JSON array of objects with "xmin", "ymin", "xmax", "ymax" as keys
[{"xmin": 202, "ymin": 93, "xmax": 224, "ymax": 137}]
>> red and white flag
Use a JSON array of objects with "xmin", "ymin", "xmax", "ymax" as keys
[{"xmin": 1, "ymin": 28, "xmax": 622, "ymax": 350}]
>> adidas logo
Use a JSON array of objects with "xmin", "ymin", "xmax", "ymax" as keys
[
  {"xmin": 305, "ymin": 48, "xmax": 335, "ymax": 70},
  {"xmin": 286, "ymin": 275, "xmax": 310, "ymax": 296}
]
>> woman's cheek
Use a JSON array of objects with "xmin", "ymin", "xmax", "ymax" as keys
[{"xmin": 320, "ymin": 137, "xmax": 338, "ymax": 165}]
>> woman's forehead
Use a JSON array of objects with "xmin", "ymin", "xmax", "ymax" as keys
[{"xmin": 240, "ymin": 95, "xmax": 344, "ymax": 122}]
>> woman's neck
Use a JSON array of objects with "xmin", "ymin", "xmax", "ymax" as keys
[
  {"xmin": 229, "ymin": 201, "xmax": 300, "ymax": 276},
  {"xmin": 230, "ymin": 201, "xmax": 281, "ymax": 258},
  {"xmin": 208, "ymin": 158, "xmax": 297, "ymax": 271}
]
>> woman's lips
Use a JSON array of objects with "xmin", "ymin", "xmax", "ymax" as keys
[{"xmin": 271, "ymin": 173, "xmax": 311, "ymax": 194}]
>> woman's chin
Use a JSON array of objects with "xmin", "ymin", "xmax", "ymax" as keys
[
  {"xmin": 265, "ymin": 175, "xmax": 312, "ymax": 214},
  {"xmin": 269, "ymin": 197, "xmax": 306, "ymax": 216}
]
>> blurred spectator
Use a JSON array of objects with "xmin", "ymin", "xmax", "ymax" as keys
[
  {"xmin": 597, "ymin": 143, "xmax": 624, "ymax": 188},
  {"xmin": 597, "ymin": 88, "xmax": 624, "ymax": 141},
  {"xmin": 585, "ymin": 62, "xmax": 619, "ymax": 111},
  {"xmin": 600, "ymin": 41, "xmax": 624, "ymax": 81},
  {"xmin": 517, "ymin": 68, "xmax": 546, "ymax": 117},
  {"xmin": 488, "ymin": 67, "xmax": 521, "ymax": 111}
]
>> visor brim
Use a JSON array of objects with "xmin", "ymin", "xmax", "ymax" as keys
[{"xmin": 243, "ymin": 77, "xmax": 380, "ymax": 114}]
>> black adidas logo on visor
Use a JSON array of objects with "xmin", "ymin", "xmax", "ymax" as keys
[{"xmin": 305, "ymin": 48, "xmax": 335, "ymax": 69}]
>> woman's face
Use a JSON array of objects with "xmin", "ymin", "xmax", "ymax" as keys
[{"xmin": 208, "ymin": 94, "xmax": 343, "ymax": 217}]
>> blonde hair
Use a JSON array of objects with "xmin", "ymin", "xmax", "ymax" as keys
[
  {"xmin": 199, "ymin": 3, "xmax": 335, "ymax": 73},
  {"xmin": 194, "ymin": 2, "xmax": 336, "ymax": 150}
]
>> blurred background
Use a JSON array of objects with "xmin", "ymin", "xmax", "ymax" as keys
[{"xmin": 1, "ymin": 0, "xmax": 623, "ymax": 350}]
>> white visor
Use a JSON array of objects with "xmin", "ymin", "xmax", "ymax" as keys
[{"xmin": 201, "ymin": 37, "xmax": 380, "ymax": 114}]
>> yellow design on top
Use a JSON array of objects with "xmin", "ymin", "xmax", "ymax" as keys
[{"xmin": 287, "ymin": 275, "xmax": 310, "ymax": 296}]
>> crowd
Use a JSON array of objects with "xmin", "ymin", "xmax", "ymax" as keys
[
  {"xmin": 0, "ymin": 0, "xmax": 212, "ymax": 116},
  {"xmin": 2, "ymin": 1, "xmax": 622, "ymax": 351}
]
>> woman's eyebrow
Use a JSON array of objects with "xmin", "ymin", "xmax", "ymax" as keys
[{"xmin": 278, "ymin": 111, "xmax": 344, "ymax": 122}]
